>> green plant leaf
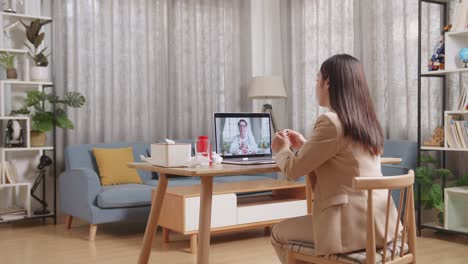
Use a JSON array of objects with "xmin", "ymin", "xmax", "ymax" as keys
[
  {"xmin": 427, "ymin": 184, "xmax": 443, "ymax": 212},
  {"xmin": 32, "ymin": 112, "xmax": 54, "ymax": 132},
  {"xmin": 420, "ymin": 154, "xmax": 438, "ymax": 166},
  {"xmin": 56, "ymin": 114, "xmax": 74, "ymax": 129},
  {"xmin": 10, "ymin": 108, "xmax": 30, "ymax": 115},
  {"xmin": 25, "ymin": 90, "xmax": 47, "ymax": 107},
  {"xmin": 55, "ymin": 108, "xmax": 74, "ymax": 129},
  {"xmin": 34, "ymin": 32, "xmax": 44, "ymax": 49},
  {"xmin": 0, "ymin": 51, "xmax": 16, "ymax": 69},
  {"xmin": 14, "ymin": 90, "xmax": 85, "ymax": 132},
  {"xmin": 415, "ymin": 166, "xmax": 433, "ymax": 185},
  {"xmin": 63, "ymin": 92, "xmax": 86, "ymax": 108},
  {"xmin": 434, "ymin": 168, "xmax": 453, "ymax": 180}
]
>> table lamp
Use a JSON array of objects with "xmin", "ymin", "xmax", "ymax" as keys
[{"xmin": 248, "ymin": 76, "xmax": 287, "ymax": 132}]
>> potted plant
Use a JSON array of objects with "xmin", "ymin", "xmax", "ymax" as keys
[
  {"xmin": 11, "ymin": 90, "xmax": 86, "ymax": 146},
  {"xmin": 0, "ymin": 51, "xmax": 17, "ymax": 79},
  {"xmin": 21, "ymin": 19, "xmax": 51, "ymax": 81},
  {"xmin": 415, "ymin": 154, "xmax": 452, "ymax": 225}
]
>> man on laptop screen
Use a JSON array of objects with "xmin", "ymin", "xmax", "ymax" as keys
[{"xmin": 214, "ymin": 113, "xmax": 275, "ymax": 165}]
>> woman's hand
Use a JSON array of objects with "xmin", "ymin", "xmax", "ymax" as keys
[
  {"xmin": 272, "ymin": 131, "xmax": 290, "ymax": 153},
  {"xmin": 285, "ymin": 129, "xmax": 306, "ymax": 151}
]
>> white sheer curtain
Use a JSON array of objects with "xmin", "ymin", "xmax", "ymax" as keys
[
  {"xmin": 280, "ymin": 0, "xmax": 356, "ymax": 136},
  {"xmin": 280, "ymin": 0, "xmax": 467, "ymax": 142},
  {"xmin": 54, "ymin": 0, "xmax": 251, "ymax": 146}
]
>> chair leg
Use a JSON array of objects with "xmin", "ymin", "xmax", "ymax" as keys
[
  {"xmin": 286, "ymin": 250, "xmax": 296, "ymax": 264},
  {"xmin": 190, "ymin": 234, "xmax": 198, "ymax": 254},
  {"xmin": 162, "ymin": 227, "xmax": 169, "ymax": 243},
  {"xmin": 65, "ymin": 215, "xmax": 73, "ymax": 229},
  {"xmin": 89, "ymin": 224, "xmax": 97, "ymax": 241}
]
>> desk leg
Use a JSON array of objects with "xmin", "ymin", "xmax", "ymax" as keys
[
  {"xmin": 197, "ymin": 177, "xmax": 213, "ymax": 264},
  {"xmin": 138, "ymin": 174, "xmax": 168, "ymax": 264},
  {"xmin": 306, "ymin": 174, "xmax": 314, "ymax": 215}
]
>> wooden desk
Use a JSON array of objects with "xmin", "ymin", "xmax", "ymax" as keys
[
  {"xmin": 129, "ymin": 163, "xmax": 280, "ymax": 264},
  {"xmin": 131, "ymin": 157, "xmax": 401, "ymax": 264},
  {"xmin": 381, "ymin": 157, "xmax": 403, "ymax": 165}
]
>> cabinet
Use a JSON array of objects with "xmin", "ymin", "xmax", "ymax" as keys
[
  {"xmin": 444, "ymin": 186, "xmax": 468, "ymax": 232},
  {"xmin": 158, "ymin": 179, "xmax": 308, "ymax": 254}
]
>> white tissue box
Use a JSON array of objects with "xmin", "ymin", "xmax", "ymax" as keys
[{"xmin": 150, "ymin": 143, "xmax": 192, "ymax": 167}]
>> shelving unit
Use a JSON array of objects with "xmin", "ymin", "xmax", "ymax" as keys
[
  {"xmin": 444, "ymin": 186, "xmax": 468, "ymax": 232},
  {"xmin": 417, "ymin": 0, "xmax": 468, "ymax": 236},
  {"xmin": 0, "ymin": 48, "xmax": 27, "ymax": 54},
  {"xmin": 0, "ymin": 2, "xmax": 56, "ymax": 224}
]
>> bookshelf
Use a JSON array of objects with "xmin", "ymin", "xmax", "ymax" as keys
[
  {"xmin": 0, "ymin": 2, "xmax": 56, "ymax": 224},
  {"xmin": 417, "ymin": 0, "xmax": 468, "ymax": 237}
]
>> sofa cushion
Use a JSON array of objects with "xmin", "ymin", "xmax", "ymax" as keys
[
  {"xmin": 93, "ymin": 147, "xmax": 143, "ymax": 186},
  {"xmin": 97, "ymin": 184, "xmax": 153, "ymax": 209},
  {"xmin": 65, "ymin": 141, "xmax": 153, "ymax": 182}
]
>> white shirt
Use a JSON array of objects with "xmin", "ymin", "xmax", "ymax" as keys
[{"xmin": 229, "ymin": 134, "xmax": 258, "ymax": 155}]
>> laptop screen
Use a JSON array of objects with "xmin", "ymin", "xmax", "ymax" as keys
[{"xmin": 214, "ymin": 113, "xmax": 272, "ymax": 158}]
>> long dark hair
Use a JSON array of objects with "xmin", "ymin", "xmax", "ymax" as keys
[{"xmin": 320, "ymin": 54, "xmax": 383, "ymax": 156}]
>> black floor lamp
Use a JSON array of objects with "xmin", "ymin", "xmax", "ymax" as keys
[{"xmin": 248, "ymin": 76, "xmax": 287, "ymax": 132}]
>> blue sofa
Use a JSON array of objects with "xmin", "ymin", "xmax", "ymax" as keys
[
  {"xmin": 59, "ymin": 141, "xmax": 277, "ymax": 240},
  {"xmin": 381, "ymin": 139, "xmax": 418, "ymax": 208}
]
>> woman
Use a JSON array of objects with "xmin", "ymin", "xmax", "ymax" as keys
[{"xmin": 271, "ymin": 54, "xmax": 399, "ymax": 262}]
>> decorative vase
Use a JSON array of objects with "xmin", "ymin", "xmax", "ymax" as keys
[
  {"xmin": 30, "ymin": 131, "xmax": 47, "ymax": 147},
  {"xmin": 459, "ymin": 47, "xmax": 468, "ymax": 68},
  {"xmin": 30, "ymin": 66, "xmax": 48, "ymax": 81},
  {"xmin": 6, "ymin": 68, "xmax": 17, "ymax": 79}
]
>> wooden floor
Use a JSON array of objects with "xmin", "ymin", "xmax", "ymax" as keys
[{"xmin": 1, "ymin": 220, "xmax": 468, "ymax": 264}]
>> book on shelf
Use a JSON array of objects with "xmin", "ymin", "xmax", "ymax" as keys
[
  {"xmin": 446, "ymin": 117, "xmax": 468, "ymax": 149},
  {"xmin": 0, "ymin": 214, "xmax": 26, "ymax": 221},
  {"xmin": 1, "ymin": 161, "xmax": 14, "ymax": 184},
  {"xmin": 1, "ymin": 161, "xmax": 19, "ymax": 184},
  {"xmin": 452, "ymin": 0, "xmax": 468, "ymax": 32},
  {"xmin": 457, "ymin": 86, "xmax": 468, "ymax": 111},
  {"xmin": 0, "ymin": 207, "xmax": 26, "ymax": 215}
]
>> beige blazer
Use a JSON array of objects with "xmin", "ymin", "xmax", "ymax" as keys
[{"xmin": 275, "ymin": 112, "xmax": 400, "ymax": 256}]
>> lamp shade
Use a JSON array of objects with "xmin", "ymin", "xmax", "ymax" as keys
[{"xmin": 248, "ymin": 76, "xmax": 287, "ymax": 99}]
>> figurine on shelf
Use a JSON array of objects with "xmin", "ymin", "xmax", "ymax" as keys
[
  {"xmin": 5, "ymin": 119, "xmax": 25, "ymax": 147},
  {"xmin": 428, "ymin": 24, "xmax": 452, "ymax": 71},
  {"xmin": 424, "ymin": 126, "xmax": 444, "ymax": 147}
]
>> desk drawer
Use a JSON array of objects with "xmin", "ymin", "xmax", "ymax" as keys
[
  {"xmin": 237, "ymin": 199, "xmax": 307, "ymax": 225},
  {"xmin": 184, "ymin": 194, "xmax": 237, "ymax": 232}
]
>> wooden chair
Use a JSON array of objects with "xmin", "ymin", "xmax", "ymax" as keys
[{"xmin": 286, "ymin": 170, "xmax": 416, "ymax": 264}]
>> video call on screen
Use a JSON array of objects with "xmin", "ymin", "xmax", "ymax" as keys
[{"xmin": 215, "ymin": 117, "xmax": 271, "ymax": 156}]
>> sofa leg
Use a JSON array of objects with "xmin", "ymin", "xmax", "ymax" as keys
[
  {"xmin": 162, "ymin": 227, "xmax": 169, "ymax": 243},
  {"xmin": 264, "ymin": 226, "xmax": 271, "ymax": 236},
  {"xmin": 65, "ymin": 215, "xmax": 73, "ymax": 229},
  {"xmin": 89, "ymin": 224, "xmax": 97, "ymax": 241},
  {"xmin": 190, "ymin": 234, "xmax": 198, "ymax": 254}
]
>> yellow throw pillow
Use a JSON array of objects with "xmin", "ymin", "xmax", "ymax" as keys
[{"xmin": 93, "ymin": 147, "xmax": 142, "ymax": 186}]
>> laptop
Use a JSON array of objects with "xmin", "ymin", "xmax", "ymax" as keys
[{"xmin": 214, "ymin": 113, "xmax": 275, "ymax": 165}]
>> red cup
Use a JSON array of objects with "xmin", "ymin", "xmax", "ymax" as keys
[{"xmin": 196, "ymin": 136, "xmax": 209, "ymax": 154}]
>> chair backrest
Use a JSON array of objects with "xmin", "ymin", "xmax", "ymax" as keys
[{"xmin": 352, "ymin": 170, "xmax": 416, "ymax": 264}]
